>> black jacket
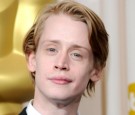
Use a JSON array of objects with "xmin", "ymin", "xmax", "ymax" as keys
[{"xmin": 19, "ymin": 107, "xmax": 27, "ymax": 115}]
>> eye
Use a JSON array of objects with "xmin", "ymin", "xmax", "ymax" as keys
[
  {"xmin": 71, "ymin": 52, "xmax": 82, "ymax": 60},
  {"xmin": 46, "ymin": 47, "xmax": 58, "ymax": 55},
  {"xmin": 47, "ymin": 48, "xmax": 56, "ymax": 52},
  {"xmin": 72, "ymin": 53, "xmax": 81, "ymax": 57}
]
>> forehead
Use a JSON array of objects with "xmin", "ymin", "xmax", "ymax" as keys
[
  {"xmin": 43, "ymin": 14, "xmax": 91, "ymax": 37},
  {"xmin": 36, "ymin": 13, "xmax": 92, "ymax": 53}
]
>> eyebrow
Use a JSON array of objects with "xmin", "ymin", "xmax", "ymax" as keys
[
  {"xmin": 40, "ymin": 40, "xmax": 90, "ymax": 52},
  {"xmin": 40, "ymin": 40, "xmax": 60, "ymax": 47},
  {"xmin": 71, "ymin": 44, "xmax": 90, "ymax": 52}
]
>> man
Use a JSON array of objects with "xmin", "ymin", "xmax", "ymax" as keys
[{"xmin": 20, "ymin": 0, "xmax": 108, "ymax": 115}]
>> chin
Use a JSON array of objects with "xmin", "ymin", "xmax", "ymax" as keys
[{"xmin": 50, "ymin": 93, "xmax": 81, "ymax": 104}]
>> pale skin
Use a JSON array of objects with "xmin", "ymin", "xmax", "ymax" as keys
[{"xmin": 27, "ymin": 14, "xmax": 101, "ymax": 115}]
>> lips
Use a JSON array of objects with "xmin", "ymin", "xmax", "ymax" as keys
[{"xmin": 49, "ymin": 77, "xmax": 72, "ymax": 85}]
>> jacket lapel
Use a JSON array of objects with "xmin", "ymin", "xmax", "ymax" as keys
[{"xmin": 19, "ymin": 107, "xmax": 27, "ymax": 115}]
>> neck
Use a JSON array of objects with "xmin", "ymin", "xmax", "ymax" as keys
[{"xmin": 33, "ymin": 93, "xmax": 81, "ymax": 115}]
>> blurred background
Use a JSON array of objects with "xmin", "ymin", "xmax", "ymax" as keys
[{"xmin": 0, "ymin": 0, "xmax": 134, "ymax": 115}]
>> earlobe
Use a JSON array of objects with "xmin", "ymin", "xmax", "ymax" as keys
[
  {"xmin": 27, "ymin": 52, "xmax": 36, "ymax": 72},
  {"xmin": 90, "ymin": 69, "xmax": 102, "ymax": 82}
]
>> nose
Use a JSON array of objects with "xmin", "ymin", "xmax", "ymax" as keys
[{"xmin": 54, "ymin": 52, "xmax": 69, "ymax": 71}]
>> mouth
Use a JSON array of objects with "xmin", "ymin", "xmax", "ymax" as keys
[{"xmin": 49, "ymin": 77, "xmax": 72, "ymax": 85}]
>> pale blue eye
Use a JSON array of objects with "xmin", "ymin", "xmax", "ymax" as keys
[
  {"xmin": 73, "ymin": 53, "xmax": 81, "ymax": 57},
  {"xmin": 46, "ymin": 48, "xmax": 58, "ymax": 55},
  {"xmin": 71, "ymin": 52, "xmax": 82, "ymax": 61},
  {"xmin": 48, "ymin": 48, "xmax": 56, "ymax": 52}
]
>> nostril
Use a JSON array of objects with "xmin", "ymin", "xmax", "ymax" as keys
[
  {"xmin": 54, "ymin": 65, "xmax": 68, "ymax": 70},
  {"xmin": 55, "ymin": 66, "xmax": 58, "ymax": 69}
]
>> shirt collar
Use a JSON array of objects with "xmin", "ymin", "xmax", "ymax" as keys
[
  {"xmin": 26, "ymin": 100, "xmax": 41, "ymax": 115},
  {"xmin": 26, "ymin": 100, "xmax": 80, "ymax": 115}
]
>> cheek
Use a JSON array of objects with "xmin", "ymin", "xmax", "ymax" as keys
[
  {"xmin": 73, "ymin": 74, "xmax": 90, "ymax": 95},
  {"xmin": 73, "ymin": 66, "xmax": 91, "ymax": 87},
  {"xmin": 35, "ymin": 57, "xmax": 53, "ymax": 76},
  {"xmin": 74, "ymin": 62, "xmax": 92, "ymax": 80},
  {"xmin": 78, "ymin": 71, "xmax": 90, "ymax": 84}
]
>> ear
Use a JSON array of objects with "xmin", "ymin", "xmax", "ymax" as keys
[
  {"xmin": 27, "ymin": 52, "xmax": 36, "ymax": 72},
  {"xmin": 90, "ymin": 68, "xmax": 102, "ymax": 82}
]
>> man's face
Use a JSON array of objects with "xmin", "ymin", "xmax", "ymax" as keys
[{"xmin": 28, "ymin": 14, "xmax": 98, "ymax": 104}]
